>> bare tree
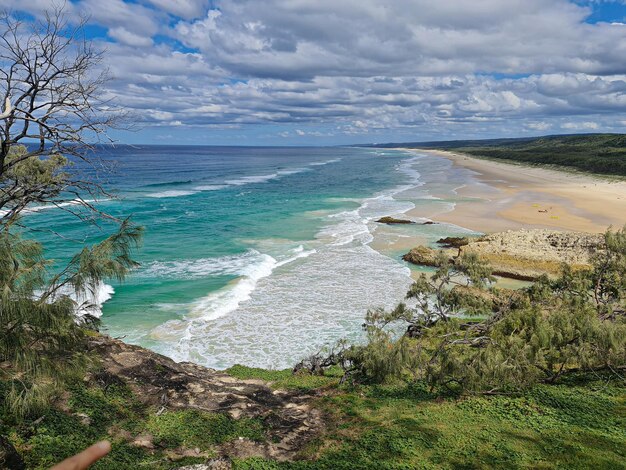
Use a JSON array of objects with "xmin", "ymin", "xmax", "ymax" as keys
[
  {"xmin": 0, "ymin": 6, "xmax": 123, "ymax": 226},
  {"xmin": 0, "ymin": 7, "xmax": 142, "ymax": 419}
]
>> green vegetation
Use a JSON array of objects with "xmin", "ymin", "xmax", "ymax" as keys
[
  {"xmin": 0, "ymin": 377, "xmax": 261, "ymax": 469},
  {"xmin": 306, "ymin": 227, "xmax": 625, "ymax": 394},
  {"xmin": 0, "ymin": 216, "xmax": 142, "ymax": 418},
  {"xmin": 1, "ymin": 10, "xmax": 144, "ymax": 425},
  {"xmin": 226, "ymin": 365, "xmax": 342, "ymax": 392},
  {"xmin": 4, "ymin": 364, "xmax": 623, "ymax": 469},
  {"xmin": 3, "ymin": 228, "xmax": 624, "ymax": 469},
  {"xmin": 370, "ymin": 133, "xmax": 626, "ymax": 176},
  {"xmin": 232, "ymin": 372, "xmax": 625, "ymax": 469}
]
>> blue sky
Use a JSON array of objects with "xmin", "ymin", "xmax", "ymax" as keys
[{"xmin": 2, "ymin": 0, "xmax": 626, "ymax": 145}]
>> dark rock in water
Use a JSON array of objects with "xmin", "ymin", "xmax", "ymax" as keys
[
  {"xmin": 376, "ymin": 216, "xmax": 415, "ymax": 225},
  {"xmin": 0, "ymin": 435, "xmax": 25, "ymax": 470},
  {"xmin": 421, "ymin": 221, "xmax": 437, "ymax": 225},
  {"xmin": 437, "ymin": 236, "xmax": 470, "ymax": 248},
  {"xmin": 402, "ymin": 246, "xmax": 441, "ymax": 266}
]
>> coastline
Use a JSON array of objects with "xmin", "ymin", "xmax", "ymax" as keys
[{"xmin": 401, "ymin": 148, "xmax": 626, "ymax": 234}]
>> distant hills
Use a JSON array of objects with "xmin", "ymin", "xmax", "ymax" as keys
[{"xmin": 365, "ymin": 133, "xmax": 626, "ymax": 177}]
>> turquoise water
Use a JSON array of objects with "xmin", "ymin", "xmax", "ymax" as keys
[{"xmin": 22, "ymin": 146, "xmax": 475, "ymax": 369}]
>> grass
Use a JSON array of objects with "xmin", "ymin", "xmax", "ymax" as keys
[
  {"xmin": 3, "ymin": 369, "xmax": 624, "ymax": 469},
  {"xmin": 1, "ymin": 377, "xmax": 265, "ymax": 469},
  {"xmin": 225, "ymin": 364, "xmax": 343, "ymax": 391},
  {"xmin": 231, "ymin": 372, "xmax": 626, "ymax": 469}
]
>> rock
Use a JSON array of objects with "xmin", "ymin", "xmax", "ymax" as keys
[
  {"xmin": 74, "ymin": 412, "xmax": 92, "ymax": 426},
  {"xmin": 132, "ymin": 433, "xmax": 155, "ymax": 450},
  {"xmin": 176, "ymin": 459, "xmax": 231, "ymax": 470},
  {"xmin": 86, "ymin": 335, "xmax": 324, "ymax": 461},
  {"xmin": 421, "ymin": 221, "xmax": 437, "ymax": 225},
  {"xmin": 402, "ymin": 246, "xmax": 441, "ymax": 266},
  {"xmin": 436, "ymin": 236, "xmax": 470, "ymax": 248},
  {"xmin": 375, "ymin": 216, "xmax": 415, "ymax": 224},
  {"xmin": 460, "ymin": 229, "xmax": 603, "ymax": 279},
  {"xmin": 404, "ymin": 229, "xmax": 603, "ymax": 280},
  {"xmin": 0, "ymin": 435, "xmax": 25, "ymax": 470}
]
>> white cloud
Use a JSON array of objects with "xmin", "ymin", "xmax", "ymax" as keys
[
  {"xmin": 561, "ymin": 121, "xmax": 600, "ymax": 129},
  {"xmin": 526, "ymin": 122, "xmax": 552, "ymax": 131},
  {"xmin": 108, "ymin": 27, "xmax": 154, "ymax": 47},
  {"xmin": 3, "ymin": 0, "xmax": 625, "ymax": 140},
  {"xmin": 172, "ymin": 0, "xmax": 626, "ymax": 79}
]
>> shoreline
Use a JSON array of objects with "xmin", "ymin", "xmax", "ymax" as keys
[{"xmin": 400, "ymin": 148, "xmax": 626, "ymax": 234}]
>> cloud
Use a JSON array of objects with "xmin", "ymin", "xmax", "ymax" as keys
[
  {"xmin": 3, "ymin": 0, "xmax": 626, "ymax": 142},
  {"xmin": 108, "ymin": 27, "xmax": 154, "ymax": 47},
  {"xmin": 172, "ymin": 0, "xmax": 626, "ymax": 79},
  {"xmin": 526, "ymin": 122, "xmax": 552, "ymax": 131},
  {"xmin": 561, "ymin": 121, "xmax": 600, "ymax": 129},
  {"xmin": 143, "ymin": 0, "xmax": 209, "ymax": 19}
]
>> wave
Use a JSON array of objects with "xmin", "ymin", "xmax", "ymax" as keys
[
  {"xmin": 73, "ymin": 282, "xmax": 115, "ymax": 319},
  {"xmin": 141, "ymin": 245, "xmax": 316, "ymax": 281},
  {"xmin": 318, "ymin": 157, "xmax": 423, "ymax": 247},
  {"xmin": 309, "ymin": 158, "xmax": 342, "ymax": 166},
  {"xmin": 141, "ymin": 250, "xmax": 271, "ymax": 279},
  {"xmin": 45, "ymin": 281, "xmax": 114, "ymax": 320},
  {"xmin": 0, "ymin": 199, "xmax": 107, "ymax": 218},
  {"xmin": 143, "ymin": 180, "xmax": 194, "ymax": 188},
  {"xmin": 135, "ymin": 167, "xmax": 312, "ymax": 197},
  {"xmin": 147, "ymin": 244, "xmax": 318, "ymax": 361},
  {"xmin": 224, "ymin": 167, "xmax": 309, "ymax": 186},
  {"xmin": 185, "ymin": 252, "xmax": 277, "ymax": 322},
  {"xmin": 146, "ymin": 190, "xmax": 198, "ymax": 198},
  {"xmin": 276, "ymin": 245, "xmax": 317, "ymax": 267},
  {"xmin": 137, "ymin": 153, "xmax": 427, "ymax": 367},
  {"xmin": 194, "ymin": 184, "xmax": 230, "ymax": 191},
  {"xmin": 150, "ymin": 241, "xmax": 412, "ymax": 369}
]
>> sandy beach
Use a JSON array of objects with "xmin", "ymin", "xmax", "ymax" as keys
[{"xmin": 403, "ymin": 149, "xmax": 626, "ymax": 234}]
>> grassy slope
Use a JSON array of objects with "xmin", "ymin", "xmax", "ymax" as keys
[
  {"xmin": 5, "ymin": 368, "xmax": 624, "ymax": 469},
  {"xmin": 367, "ymin": 133, "xmax": 626, "ymax": 177}
]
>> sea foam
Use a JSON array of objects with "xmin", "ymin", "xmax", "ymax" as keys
[
  {"xmin": 146, "ymin": 190, "xmax": 198, "ymax": 198},
  {"xmin": 147, "ymin": 155, "xmax": 425, "ymax": 368}
]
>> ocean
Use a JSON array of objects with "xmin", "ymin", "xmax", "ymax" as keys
[{"xmin": 23, "ymin": 146, "xmax": 476, "ymax": 369}]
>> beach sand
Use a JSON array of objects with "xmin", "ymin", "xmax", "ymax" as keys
[{"xmin": 404, "ymin": 149, "xmax": 626, "ymax": 234}]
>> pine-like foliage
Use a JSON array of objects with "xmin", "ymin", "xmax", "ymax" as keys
[
  {"xmin": 0, "ymin": 222, "xmax": 142, "ymax": 418},
  {"xmin": 319, "ymin": 227, "xmax": 626, "ymax": 392}
]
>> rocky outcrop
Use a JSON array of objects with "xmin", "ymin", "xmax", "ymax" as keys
[
  {"xmin": 402, "ymin": 246, "xmax": 443, "ymax": 267},
  {"xmin": 87, "ymin": 336, "xmax": 324, "ymax": 461},
  {"xmin": 403, "ymin": 229, "xmax": 604, "ymax": 280},
  {"xmin": 376, "ymin": 216, "xmax": 415, "ymax": 224},
  {"xmin": 436, "ymin": 236, "xmax": 470, "ymax": 248}
]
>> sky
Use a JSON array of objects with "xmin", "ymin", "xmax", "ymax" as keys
[{"xmin": 1, "ymin": 0, "xmax": 626, "ymax": 145}]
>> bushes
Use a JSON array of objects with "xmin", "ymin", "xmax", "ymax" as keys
[{"xmin": 307, "ymin": 227, "xmax": 626, "ymax": 393}]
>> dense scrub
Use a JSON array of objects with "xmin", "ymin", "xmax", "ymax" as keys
[
  {"xmin": 299, "ymin": 227, "xmax": 626, "ymax": 394},
  {"xmin": 369, "ymin": 134, "xmax": 626, "ymax": 176}
]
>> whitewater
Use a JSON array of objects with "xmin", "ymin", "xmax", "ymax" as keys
[{"xmin": 23, "ymin": 146, "xmax": 475, "ymax": 370}]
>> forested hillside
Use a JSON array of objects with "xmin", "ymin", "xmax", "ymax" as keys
[{"xmin": 368, "ymin": 134, "xmax": 626, "ymax": 176}]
